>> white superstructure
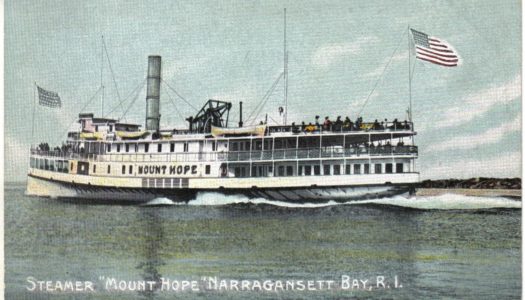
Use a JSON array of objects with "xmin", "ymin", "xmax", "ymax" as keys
[{"xmin": 27, "ymin": 56, "xmax": 419, "ymax": 203}]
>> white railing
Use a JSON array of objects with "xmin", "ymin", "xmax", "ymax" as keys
[{"xmin": 30, "ymin": 145, "xmax": 417, "ymax": 164}]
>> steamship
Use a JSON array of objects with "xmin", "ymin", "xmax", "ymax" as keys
[{"xmin": 26, "ymin": 56, "xmax": 419, "ymax": 203}]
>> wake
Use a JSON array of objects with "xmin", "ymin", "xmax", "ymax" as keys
[{"xmin": 143, "ymin": 192, "xmax": 521, "ymax": 210}]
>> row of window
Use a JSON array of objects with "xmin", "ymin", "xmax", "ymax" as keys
[
  {"xmin": 30, "ymin": 157, "xmax": 69, "ymax": 173},
  {"xmin": 107, "ymin": 141, "xmax": 204, "ymax": 154},
  {"xmin": 234, "ymin": 162, "xmax": 405, "ymax": 178}
]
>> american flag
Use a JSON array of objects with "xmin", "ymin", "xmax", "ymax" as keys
[
  {"xmin": 410, "ymin": 29, "xmax": 459, "ymax": 67},
  {"xmin": 37, "ymin": 85, "xmax": 62, "ymax": 108}
]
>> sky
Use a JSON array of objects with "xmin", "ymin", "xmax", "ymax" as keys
[{"xmin": 4, "ymin": 0, "xmax": 522, "ymax": 181}]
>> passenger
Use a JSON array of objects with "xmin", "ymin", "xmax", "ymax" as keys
[
  {"xmin": 404, "ymin": 120, "xmax": 409, "ymax": 130},
  {"xmin": 323, "ymin": 116, "xmax": 332, "ymax": 131},
  {"xmin": 373, "ymin": 119, "xmax": 380, "ymax": 130},
  {"xmin": 291, "ymin": 122, "xmax": 300, "ymax": 134},
  {"xmin": 334, "ymin": 116, "xmax": 343, "ymax": 131},
  {"xmin": 355, "ymin": 117, "xmax": 361, "ymax": 130},
  {"xmin": 301, "ymin": 121, "xmax": 306, "ymax": 131},
  {"xmin": 343, "ymin": 117, "xmax": 351, "ymax": 131},
  {"xmin": 315, "ymin": 116, "xmax": 320, "ymax": 129},
  {"xmin": 305, "ymin": 122, "xmax": 316, "ymax": 133}
]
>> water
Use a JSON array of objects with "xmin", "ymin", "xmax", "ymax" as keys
[{"xmin": 5, "ymin": 182, "xmax": 521, "ymax": 299}]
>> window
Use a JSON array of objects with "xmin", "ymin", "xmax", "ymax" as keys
[
  {"xmin": 346, "ymin": 164, "xmax": 351, "ymax": 175},
  {"xmin": 252, "ymin": 166, "xmax": 257, "ymax": 176},
  {"xmin": 125, "ymin": 144, "xmax": 130, "ymax": 152},
  {"xmin": 305, "ymin": 165, "xmax": 312, "ymax": 175},
  {"xmin": 107, "ymin": 165, "xmax": 111, "ymax": 174},
  {"xmin": 93, "ymin": 164, "xmax": 96, "ymax": 173},
  {"xmin": 396, "ymin": 163, "xmax": 403, "ymax": 173},
  {"xmin": 232, "ymin": 143, "xmax": 238, "ymax": 151},
  {"xmin": 70, "ymin": 162, "xmax": 73, "ymax": 170},
  {"xmin": 299, "ymin": 166, "xmax": 303, "ymax": 176},
  {"xmin": 170, "ymin": 143, "xmax": 175, "ymax": 152},
  {"xmin": 183, "ymin": 143, "xmax": 188, "ymax": 152},
  {"xmin": 323, "ymin": 165, "xmax": 331, "ymax": 175},
  {"xmin": 386, "ymin": 163, "xmax": 393, "ymax": 174},
  {"xmin": 135, "ymin": 144, "xmax": 139, "ymax": 152},
  {"xmin": 375, "ymin": 164, "xmax": 382, "ymax": 174},
  {"xmin": 109, "ymin": 125, "xmax": 113, "ymax": 131},
  {"xmin": 241, "ymin": 168, "xmax": 246, "ymax": 177},
  {"xmin": 95, "ymin": 125, "xmax": 99, "ymax": 131},
  {"xmin": 122, "ymin": 165, "xmax": 126, "ymax": 174},
  {"xmin": 235, "ymin": 167, "xmax": 241, "ymax": 177},
  {"xmin": 117, "ymin": 144, "xmax": 121, "ymax": 152},
  {"xmin": 314, "ymin": 165, "xmax": 321, "ymax": 175},
  {"xmin": 205, "ymin": 165, "xmax": 211, "ymax": 175},
  {"xmin": 145, "ymin": 143, "xmax": 149, "ymax": 153},
  {"xmin": 278, "ymin": 166, "xmax": 285, "ymax": 176},
  {"xmin": 129, "ymin": 165, "xmax": 133, "ymax": 174},
  {"xmin": 158, "ymin": 144, "xmax": 162, "ymax": 153},
  {"xmin": 334, "ymin": 165, "xmax": 341, "ymax": 175},
  {"xmin": 107, "ymin": 144, "xmax": 111, "ymax": 152},
  {"xmin": 364, "ymin": 164, "xmax": 370, "ymax": 174},
  {"xmin": 354, "ymin": 164, "xmax": 361, "ymax": 174},
  {"xmin": 212, "ymin": 141, "xmax": 216, "ymax": 151},
  {"xmin": 268, "ymin": 166, "xmax": 273, "ymax": 173},
  {"xmin": 286, "ymin": 166, "xmax": 293, "ymax": 176}
]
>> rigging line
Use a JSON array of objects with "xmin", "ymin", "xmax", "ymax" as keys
[
  {"xmin": 160, "ymin": 78, "xmax": 198, "ymax": 111},
  {"xmin": 267, "ymin": 114, "xmax": 280, "ymax": 125},
  {"xmin": 356, "ymin": 27, "xmax": 408, "ymax": 118},
  {"xmin": 249, "ymin": 79, "xmax": 282, "ymax": 125},
  {"xmin": 120, "ymin": 81, "xmax": 146, "ymax": 120},
  {"xmin": 245, "ymin": 72, "xmax": 284, "ymax": 122},
  {"xmin": 164, "ymin": 88, "xmax": 186, "ymax": 125},
  {"xmin": 250, "ymin": 72, "xmax": 285, "ymax": 125},
  {"xmin": 246, "ymin": 72, "xmax": 284, "ymax": 121},
  {"xmin": 105, "ymin": 78, "xmax": 146, "ymax": 117},
  {"xmin": 56, "ymin": 86, "xmax": 103, "ymax": 143},
  {"xmin": 102, "ymin": 38, "xmax": 123, "ymax": 118}
]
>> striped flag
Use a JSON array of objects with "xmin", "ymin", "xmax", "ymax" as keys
[
  {"xmin": 410, "ymin": 29, "xmax": 459, "ymax": 67},
  {"xmin": 37, "ymin": 85, "xmax": 62, "ymax": 108}
]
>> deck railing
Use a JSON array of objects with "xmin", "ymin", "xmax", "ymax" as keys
[{"xmin": 30, "ymin": 145, "xmax": 417, "ymax": 164}]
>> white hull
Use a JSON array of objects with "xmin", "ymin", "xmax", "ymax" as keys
[{"xmin": 26, "ymin": 175, "xmax": 414, "ymax": 204}]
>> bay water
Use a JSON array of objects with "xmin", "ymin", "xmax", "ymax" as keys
[{"xmin": 5, "ymin": 183, "xmax": 521, "ymax": 299}]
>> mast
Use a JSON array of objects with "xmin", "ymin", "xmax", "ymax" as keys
[
  {"xmin": 283, "ymin": 8, "xmax": 288, "ymax": 125},
  {"xmin": 101, "ymin": 35, "xmax": 105, "ymax": 117},
  {"xmin": 408, "ymin": 26, "xmax": 412, "ymax": 122}
]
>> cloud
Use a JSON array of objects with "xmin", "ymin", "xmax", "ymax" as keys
[
  {"xmin": 436, "ymin": 74, "xmax": 521, "ymax": 129},
  {"xmin": 429, "ymin": 114, "xmax": 520, "ymax": 152},
  {"xmin": 422, "ymin": 151, "xmax": 521, "ymax": 180},
  {"xmin": 311, "ymin": 37, "xmax": 376, "ymax": 68}
]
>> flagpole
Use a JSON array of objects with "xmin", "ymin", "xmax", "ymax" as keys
[
  {"xmin": 31, "ymin": 82, "xmax": 37, "ymax": 146},
  {"xmin": 408, "ymin": 25, "xmax": 412, "ymax": 123}
]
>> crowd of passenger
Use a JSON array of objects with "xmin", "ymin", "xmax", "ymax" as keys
[
  {"xmin": 35, "ymin": 143, "xmax": 76, "ymax": 155},
  {"xmin": 288, "ymin": 116, "xmax": 411, "ymax": 133}
]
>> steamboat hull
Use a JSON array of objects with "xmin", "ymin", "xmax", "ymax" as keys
[{"xmin": 26, "ymin": 175, "xmax": 415, "ymax": 204}]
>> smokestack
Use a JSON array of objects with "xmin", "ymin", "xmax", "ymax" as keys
[{"xmin": 146, "ymin": 56, "xmax": 161, "ymax": 132}]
